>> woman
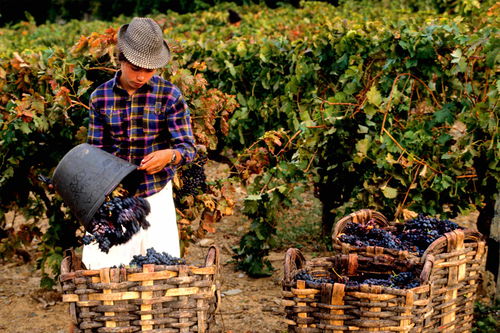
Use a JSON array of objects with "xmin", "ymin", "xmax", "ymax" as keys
[{"xmin": 82, "ymin": 17, "xmax": 196, "ymax": 269}]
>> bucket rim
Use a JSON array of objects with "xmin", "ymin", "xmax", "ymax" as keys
[{"xmin": 52, "ymin": 143, "xmax": 138, "ymax": 229}]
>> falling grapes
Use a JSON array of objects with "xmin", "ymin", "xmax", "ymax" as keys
[
  {"xmin": 129, "ymin": 248, "xmax": 186, "ymax": 267},
  {"xmin": 82, "ymin": 185, "xmax": 151, "ymax": 253}
]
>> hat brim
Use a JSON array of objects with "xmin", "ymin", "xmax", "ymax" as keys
[{"xmin": 117, "ymin": 23, "xmax": 171, "ymax": 69}]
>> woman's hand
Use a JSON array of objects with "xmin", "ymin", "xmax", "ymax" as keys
[{"xmin": 138, "ymin": 149, "xmax": 178, "ymax": 174}]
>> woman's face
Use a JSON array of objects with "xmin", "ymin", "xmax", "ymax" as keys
[{"xmin": 119, "ymin": 61, "xmax": 156, "ymax": 93}]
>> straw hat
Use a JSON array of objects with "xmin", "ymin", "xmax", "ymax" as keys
[{"xmin": 117, "ymin": 17, "xmax": 171, "ymax": 69}]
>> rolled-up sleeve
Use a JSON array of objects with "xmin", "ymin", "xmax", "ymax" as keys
[{"xmin": 167, "ymin": 94, "xmax": 196, "ymax": 165}]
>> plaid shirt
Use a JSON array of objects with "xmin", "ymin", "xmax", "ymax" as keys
[{"xmin": 87, "ymin": 71, "xmax": 196, "ymax": 197}]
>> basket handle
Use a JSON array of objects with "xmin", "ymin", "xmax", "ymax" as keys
[
  {"xmin": 332, "ymin": 209, "xmax": 389, "ymax": 240},
  {"xmin": 420, "ymin": 254, "xmax": 434, "ymax": 283},
  {"xmin": 60, "ymin": 248, "xmax": 85, "ymax": 276},
  {"xmin": 422, "ymin": 228, "xmax": 484, "ymax": 258},
  {"xmin": 204, "ymin": 245, "xmax": 219, "ymax": 269},
  {"xmin": 283, "ymin": 248, "xmax": 306, "ymax": 284},
  {"xmin": 60, "ymin": 256, "xmax": 72, "ymax": 276},
  {"xmin": 204, "ymin": 246, "xmax": 221, "ymax": 314}
]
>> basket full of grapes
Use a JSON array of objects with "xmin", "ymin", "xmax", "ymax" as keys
[
  {"xmin": 332, "ymin": 209, "xmax": 466, "ymax": 261},
  {"xmin": 414, "ymin": 227, "xmax": 487, "ymax": 332},
  {"xmin": 282, "ymin": 248, "xmax": 433, "ymax": 332},
  {"xmin": 330, "ymin": 209, "xmax": 488, "ymax": 332},
  {"xmin": 60, "ymin": 246, "xmax": 220, "ymax": 333}
]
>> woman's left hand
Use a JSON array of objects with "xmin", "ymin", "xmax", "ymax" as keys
[{"xmin": 138, "ymin": 149, "xmax": 175, "ymax": 174}]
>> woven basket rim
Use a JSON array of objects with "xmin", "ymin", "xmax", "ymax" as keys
[
  {"xmin": 331, "ymin": 209, "xmax": 389, "ymax": 239},
  {"xmin": 331, "ymin": 209, "xmax": 485, "ymax": 261},
  {"xmin": 283, "ymin": 249, "xmax": 426, "ymax": 291},
  {"xmin": 60, "ymin": 246, "xmax": 220, "ymax": 279}
]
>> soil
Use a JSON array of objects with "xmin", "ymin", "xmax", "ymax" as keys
[{"xmin": 0, "ymin": 161, "xmax": 491, "ymax": 333}]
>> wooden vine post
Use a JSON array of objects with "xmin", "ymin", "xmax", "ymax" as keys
[{"xmin": 494, "ymin": 194, "xmax": 500, "ymax": 300}]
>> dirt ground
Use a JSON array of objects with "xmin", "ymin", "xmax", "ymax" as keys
[
  {"xmin": 0, "ymin": 161, "xmax": 305, "ymax": 333},
  {"xmin": 0, "ymin": 214, "xmax": 294, "ymax": 333},
  {"xmin": 0, "ymin": 161, "xmax": 493, "ymax": 333}
]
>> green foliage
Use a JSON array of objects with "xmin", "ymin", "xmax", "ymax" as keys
[
  {"xmin": 473, "ymin": 300, "xmax": 500, "ymax": 333},
  {"xmin": 0, "ymin": 0, "xmax": 304, "ymax": 26},
  {"xmin": 0, "ymin": 0, "xmax": 498, "ymax": 279},
  {"xmin": 233, "ymin": 193, "xmax": 277, "ymax": 277},
  {"xmin": 233, "ymin": 160, "xmax": 308, "ymax": 276},
  {"xmin": 0, "ymin": 12, "xmax": 237, "ymax": 285},
  {"xmin": 212, "ymin": 1, "xmax": 498, "ymax": 273}
]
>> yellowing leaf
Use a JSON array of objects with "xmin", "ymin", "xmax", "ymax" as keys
[
  {"xmin": 386, "ymin": 153, "xmax": 397, "ymax": 164},
  {"xmin": 449, "ymin": 120, "xmax": 467, "ymax": 140},
  {"xmin": 451, "ymin": 48, "xmax": 462, "ymax": 63},
  {"xmin": 419, "ymin": 164, "xmax": 428, "ymax": 177},
  {"xmin": 403, "ymin": 209, "xmax": 418, "ymax": 220},
  {"xmin": 366, "ymin": 85, "xmax": 382, "ymax": 107},
  {"xmin": 355, "ymin": 137, "xmax": 370, "ymax": 157},
  {"xmin": 222, "ymin": 206, "xmax": 234, "ymax": 216},
  {"xmin": 236, "ymin": 41, "xmax": 247, "ymax": 57},
  {"xmin": 382, "ymin": 186, "xmax": 398, "ymax": 199}
]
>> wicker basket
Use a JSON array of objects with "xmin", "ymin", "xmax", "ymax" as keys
[
  {"xmin": 330, "ymin": 210, "xmax": 488, "ymax": 332},
  {"xmin": 420, "ymin": 228, "xmax": 487, "ymax": 332},
  {"xmin": 60, "ymin": 246, "xmax": 220, "ymax": 333},
  {"xmin": 282, "ymin": 248, "xmax": 433, "ymax": 332},
  {"xmin": 331, "ymin": 209, "xmax": 419, "ymax": 261}
]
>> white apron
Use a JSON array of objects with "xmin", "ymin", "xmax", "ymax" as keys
[{"xmin": 82, "ymin": 181, "xmax": 180, "ymax": 269}]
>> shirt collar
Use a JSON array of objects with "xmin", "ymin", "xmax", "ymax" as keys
[{"xmin": 112, "ymin": 70, "xmax": 154, "ymax": 94}]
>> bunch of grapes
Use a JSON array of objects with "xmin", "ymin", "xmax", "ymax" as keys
[
  {"xmin": 396, "ymin": 215, "xmax": 460, "ymax": 255},
  {"xmin": 293, "ymin": 270, "xmax": 337, "ymax": 285},
  {"xmin": 82, "ymin": 190, "xmax": 150, "ymax": 253},
  {"xmin": 338, "ymin": 220, "xmax": 405, "ymax": 250},
  {"xmin": 390, "ymin": 272, "xmax": 420, "ymax": 289},
  {"xmin": 338, "ymin": 215, "xmax": 461, "ymax": 255},
  {"xmin": 344, "ymin": 272, "xmax": 420, "ymax": 289},
  {"xmin": 129, "ymin": 247, "xmax": 185, "ymax": 267},
  {"xmin": 294, "ymin": 270, "xmax": 420, "ymax": 289},
  {"xmin": 175, "ymin": 152, "xmax": 208, "ymax": 200}
]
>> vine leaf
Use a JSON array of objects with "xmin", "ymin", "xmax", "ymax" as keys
[
  {"xmin": 199, "ymin": 210, "xmax": 217, "ymax": 234},
  {"xmin": 382, "ymin": 186, "xmax": 398, "ymax": 199},
  {"xmin": 433, "ymin": 104, "xmax": 454, "ymax": 124},
  {"xmin": 366, "ymin": 86, "xmax": 382, "ymax": 107}
]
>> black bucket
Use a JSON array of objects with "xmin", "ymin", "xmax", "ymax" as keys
[{"xmin": 52, "ymin": 143, "xmax": 140, "ymax": 231}]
